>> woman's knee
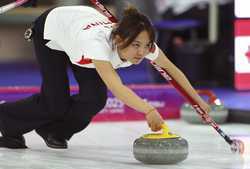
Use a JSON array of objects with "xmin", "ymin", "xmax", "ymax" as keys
[
  {"xmin": 78, "ymin": 91, "xmax": 107, "ymax": 114},
  {"xmin": 45, "ymin": 99, "xmax": 71, "ymax": 119},
  {"xmin": 83, "ymin": 97, "xmax": 108, "ymax": 117},
  {"xmin": 95, "ymin": 92, "xmax": 108, "ymax": 112}
]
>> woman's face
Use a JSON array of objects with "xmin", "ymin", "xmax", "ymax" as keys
[{"xmin": 117, "ymin": 30, "xmax": 152, "ymax": 65}]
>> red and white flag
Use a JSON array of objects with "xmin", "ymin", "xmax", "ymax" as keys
[{"xmin": 235, "ymin": 20, "xmax": 250, "ymax": 90}]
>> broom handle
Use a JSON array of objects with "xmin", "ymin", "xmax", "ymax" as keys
[
  {"xmin": 0, "ymin": 0, "xmax": 29, "ymax": 14},
  {"xmin": 150, "ymin": 62, "xmax": 233, "ymax": 145}
]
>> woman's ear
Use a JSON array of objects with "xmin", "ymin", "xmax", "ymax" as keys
[{"xmin": 114, "ymin": 35, "xmax": 124, "ymax": 46}]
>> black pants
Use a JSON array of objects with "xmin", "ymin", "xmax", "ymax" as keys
[{"xmin": 0, "ymin": 9, "xmax": 107, "ymax": 140}]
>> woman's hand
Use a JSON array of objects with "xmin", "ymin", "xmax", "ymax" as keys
[
  {"xmin": 198, "ymin": 100, "xmax": 211, "ymax": 114},
  {"xmin": 145, "ymin": 109, "xmax": 164, "ymax": 132}
]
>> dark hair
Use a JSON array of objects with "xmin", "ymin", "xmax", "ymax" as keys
[{"xmin": 111, "ymin": 6, "xmax": 155, "ymax": 49}]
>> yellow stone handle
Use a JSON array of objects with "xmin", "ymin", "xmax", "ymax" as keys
[
  {"xmin": 142, "ymin": 123, "xmax": 179, "ymax": 139},
  {"xmin": 161, "ymin": 123, "xmax": 180, "ymax": 138},
  {"xmin": 161, "ymin": 123, "xmax": 171, "ymax": 135}
]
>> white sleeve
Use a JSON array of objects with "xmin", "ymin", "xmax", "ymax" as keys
[
  {"xmin": 145, "ymin": 43, "xmax": 160, "ymax": 61},
  {"xmin": 45, "ymin": 40, "xmax": 64, "ymax": 51}
]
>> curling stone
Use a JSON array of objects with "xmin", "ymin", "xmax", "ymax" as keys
[
  {"xmin": 133, "ymin": 124, "xmax": 188, "ymax": 164},
  {"xmin": 181, "ymin": 90, "xmax": 228, "ymax": 124}
]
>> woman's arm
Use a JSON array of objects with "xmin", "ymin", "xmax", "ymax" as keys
[
  {"xmin": 93, "ymin": 60, "xmax": 153, "ymax": 113},
  {"xmin": 93, "ymin": 59, "xmax": 164, "ymax": 131},
  {"xmin": 153, "ymin": 49, "xmax": 210, "ymax": 113}
]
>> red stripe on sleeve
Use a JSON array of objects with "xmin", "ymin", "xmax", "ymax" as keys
[{"xmin": 77, "ymin": 56, "xmax": 92, "ymax": 65}]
